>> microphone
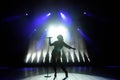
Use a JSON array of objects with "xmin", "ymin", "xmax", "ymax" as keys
[{"xmin": 46, "ymin": 37, "xmax": 52, "ymax": 38}]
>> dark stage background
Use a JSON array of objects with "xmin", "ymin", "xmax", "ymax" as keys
[{"xmin": 0, "ymin": 0, "xmax": 119, "ymax": 67}]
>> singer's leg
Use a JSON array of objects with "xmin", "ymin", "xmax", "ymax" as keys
[
  {"xmin": 61, "ymin": 66, "xmax": 68, "ymax": 78},
  {"xmin": 51, "ymin": 56, "xmax": 57, "ymax": 77},
  {"xmin": 53, "ymin": 66, "xmax": 57, "ymax": 77}
]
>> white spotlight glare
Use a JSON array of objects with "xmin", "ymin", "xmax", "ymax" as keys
[
  {"xmin": 60, "ymin": 12, "xmax": 66, "ymax": 20},
  {"xmin": 83, "ymin": 12, "xmax": 86, "ymax": 14},
  {"xmin": 47, "ymin": 24, "xmax": 70, "ymax": 42},
  {"xmin": 25, "ymin": 53, "xmax": 31, "ymax": 63},
  {"xmin": 46, "ymin": 13, "xmax": 51, "ymax": 16},
  {"xmin": 31, "ymin": 52, "xmax": 37, "ymax": 63},
  {"xmin": 25, "ymin": 13, "xmax": 28, "ymax": 16},
  {"xmin": 37, "ymin": 51, "xmax": 41, "ymax": 63}
]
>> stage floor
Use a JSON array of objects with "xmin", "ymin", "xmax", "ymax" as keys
[{"xmin": 0, "ymin": 66, "xmax": 119, "ymax": 80}]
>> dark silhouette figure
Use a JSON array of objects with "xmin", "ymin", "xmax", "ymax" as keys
[{"xmin": 48, "ymin": 35, "xmax": 76, "ymax": 79}]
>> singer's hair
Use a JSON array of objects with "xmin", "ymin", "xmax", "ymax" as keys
[{"xmin": 57, "ymin": 35, "xmax": 63, "ymax": 40}]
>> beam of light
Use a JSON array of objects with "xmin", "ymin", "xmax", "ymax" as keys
[
  {"xmin": 24, "ymin": 12, "xmax": 51, "ymax": 43},
  {"xmin": 46, "ymin": 13, "xmax": 51, "ymax": 17},
  {"xmin": 43, "ymin": 50, "xmax": 47, "ymax": 63},
  {"xmin": 31, "ymin": 52, "xmax": 37, "ymax": 63},
  {"xmin": 83, "ymin": 11, "xmax": 94, "ymax": 17},
  {"xmin": 34, "ymin": 29, "xmax": 37, "ymax": 31},
  {"xmin": 22, "ymin": 13, "xmax": 52, "ymax": 61},
  {"xmin": 48, "ymin": 48, "xmax": 52, "ymax": 63},
  {"xmin": 84, "ymin": 50, "xmax": 91, "ymax": 62},
  {"xmin": 36, "ymin": 30, "xmax": 47, "ymax": 50},
  {"xmin": 81, "ymin": 51, "xmax": 85, "ymax": 62},
  {"xmin": 25, "ymin": 29, "xmax": 47, "ymax": 63},
  {"xmin": 78, "ymin": 51, "xmax": 82, "ymax": 62},
  {"xmin": 34, "ymin": 13, "xmax": 51, "ymax": 26},
  {"xmin": 37, "ymin": 51, "xmax": 41, "ymax": 63},
  {"xmin": 59, "ymin": 12, "xmax": 72, "ymax": 26},
  {"xmin": 77, "ymin": 28, "xmax": 94, "ymax": 45},
  {"xmin": 66, "ymin": 54, "xmax": 69, "ymax": 63},
  {"xmin": 25, "ymin": 13, "xmax": 28, "ymax": 16},
  {"xmin": 68, "ymin": 51, "xmax": 72, "ymax": 63},
  {"xmin": 70, "ymin": 51, "xmax": 74, "ymax": 63},
  {"xmin": 36, "ymin": 30, "xmax": 47, "ymax": 63},
  {"xmin": 44, "ymin": 47, "xmax": 50, "ymax": 63},
  {"xmin": 25, "ymin": 53, "xmax": 32, "ymax": 63},
  {"xmin": 39, "ymin": 49, "xmax": 44, "ymax": 63},
  {"xmin": 83, "ymin": 12, "xmax": 87, "ymax": 15},
  {"xmin": 60, "ymin": 12, "xmax": 66, "ymax": 20},
  {"xmin": 74, "ymin": 50, "xmax": 80, "ymax": 62}
]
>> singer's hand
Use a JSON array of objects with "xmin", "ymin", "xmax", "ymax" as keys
[
  {"xmin": 47, "ymin": 37, "xmax": 52, "ymax": 39},
  {"xmin": 48, "ymin": 37, "xmax": 52, "ymax": 39}
]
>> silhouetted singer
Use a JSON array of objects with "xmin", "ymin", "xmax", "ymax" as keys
[{"xmin": 48, "ymin": 35, "xmax": 76, "ymax": 79}]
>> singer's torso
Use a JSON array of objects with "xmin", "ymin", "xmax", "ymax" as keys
[{"xmin": 51, "ymin": 41, "xmax": 64, "ymax": 62}]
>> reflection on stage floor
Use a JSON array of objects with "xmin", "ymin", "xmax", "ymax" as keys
[{"xmin": 0, "ymin": 66, "xmax": 119, "ymax": 80}]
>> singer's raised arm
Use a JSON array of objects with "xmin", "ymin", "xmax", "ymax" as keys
[{"xmin": 49, "ymin": 37, "xmax": 54, "ymax": 46}]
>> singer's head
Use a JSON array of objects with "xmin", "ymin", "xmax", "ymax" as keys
[{"xmin": 57, "ymin": 34, "xmax": 63, "ymax": 41}]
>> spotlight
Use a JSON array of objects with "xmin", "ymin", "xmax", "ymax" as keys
[
  {"xmin": 25, "ymin": 53, "xmax": 31, "ymax": 63},
  {"xmin": 83, "ymin": 12, "xmax": 86, "ymax": 15},
  {"xmin": 34, "ymin": 29, "xmax": 37, "ymax": 31},
  {"xmin": 25, "ymin": 13, "xmax": 28, "ymax": 16},
  {"xmin": 46, "ymin": 13, "xmax": 51, "ymax": 17},
  {"xmin": 31, "ymin": 52, "xmax": 37, "ymax": 63},
  {"xmin": 60, "ymin": 12, "xmax": 66, "ymax": 20}
]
